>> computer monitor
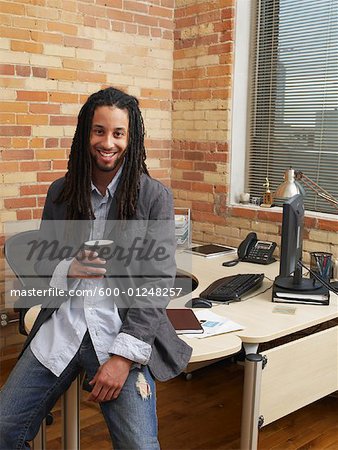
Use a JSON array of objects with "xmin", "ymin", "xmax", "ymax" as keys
[{"xmin": 274, "ymin": 194, "xmax": 320, "ymax": 291}]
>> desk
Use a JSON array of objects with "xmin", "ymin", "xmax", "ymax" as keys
[
  {"xmin": 25, "ymin": 253, "xmax": 338, "ymax": 450},
  {"xmin": 173, "ymin": 251, "xmax": 338, "ymax": 450}
]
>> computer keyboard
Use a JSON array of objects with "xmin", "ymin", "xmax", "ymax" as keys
[{"xmin": 199, "ymin": 273, "xmax": 265, "ymax": 303}]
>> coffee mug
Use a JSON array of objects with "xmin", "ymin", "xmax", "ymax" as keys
[{"xmin": 84, "ymin": 239, "xmax": 114, "ymax": 261}]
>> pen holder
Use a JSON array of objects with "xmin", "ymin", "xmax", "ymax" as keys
[{"xmin": 310, "ymin": 251, "xmax": 333, "ymax": 282}]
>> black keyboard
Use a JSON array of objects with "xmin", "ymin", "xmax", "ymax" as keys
[{"xmin": 199, "ymin": 273, "xmax": 264, "ymax": 303}]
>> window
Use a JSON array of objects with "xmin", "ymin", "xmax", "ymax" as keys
[{"xmin": 247, "ymin": 0, "xmax": 338, "ymax": 214}]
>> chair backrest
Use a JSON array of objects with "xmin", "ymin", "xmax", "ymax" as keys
[
  {"xmin": 4, "ymin": 230, "xmax": 45, "ymax": 287},
  {"xmin": 5, "ymin": 230, "xmax": 49, "ymax": 334}
]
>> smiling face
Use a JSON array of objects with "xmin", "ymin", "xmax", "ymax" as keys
[{"xmin": 89, "ymin": 105, "xmax": 129, "ymax": 184}]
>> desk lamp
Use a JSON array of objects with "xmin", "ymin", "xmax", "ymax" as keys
[{"xmin": 275, "ymin": 168, "xmax": 338, "ymax": 210}]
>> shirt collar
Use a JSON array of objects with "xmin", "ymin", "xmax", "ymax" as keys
[{"xmin": 91, "ymin": 162, "xmax": 124, "ymax": 198}]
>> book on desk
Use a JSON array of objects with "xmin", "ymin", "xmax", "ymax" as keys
[
  {"xmin": 272, "ymin": 283, "xmax": 330, "ymax": 306},
  {"xmin": 166, "ymin": 309, "xmax": 204, "ymax": 334}
]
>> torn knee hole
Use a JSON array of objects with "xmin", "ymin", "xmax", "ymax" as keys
[{"xmin": 136, "ymin": 372, "xmax": 151, "ymax": 400}]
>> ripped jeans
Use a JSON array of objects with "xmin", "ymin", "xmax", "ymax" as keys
[{"xmin": 0, "ymin": 331, "xmax": 159, "ymax": 450}]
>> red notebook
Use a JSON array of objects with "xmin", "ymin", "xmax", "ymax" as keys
[{"xmin": 166, "ymin": 309, "xmax": 204, "ymax": 334}]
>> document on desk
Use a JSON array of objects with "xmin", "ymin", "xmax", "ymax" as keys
[{"xmin": 183, "ymin": 310, "xmax": 244, "ymax": 339}]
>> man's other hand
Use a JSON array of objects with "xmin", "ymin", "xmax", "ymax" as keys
[{"xmin": 87, "ymin": 355, "xmax": 133, "ymax": 402}]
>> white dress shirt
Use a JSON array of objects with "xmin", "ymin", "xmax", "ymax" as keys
[{"xmin": 31, "ymin": 169, "xmax": 151, "ymax": 377}]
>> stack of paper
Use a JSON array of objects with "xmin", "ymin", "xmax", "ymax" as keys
[
  {"xmin": 183, "ymin": 310, "xmax": 244, "ymax": 339},
  {"xmin": 175, "ymin": 214, "xmax": 190, "ymax": 246},
  {"xmin": 272, "ymin": 283, "xmax": 330, "ymax": 305}
]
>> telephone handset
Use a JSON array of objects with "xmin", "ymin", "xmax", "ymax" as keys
[{"xmin": 223, "ymin": 232, "xmax": 276, "ymax": 267}]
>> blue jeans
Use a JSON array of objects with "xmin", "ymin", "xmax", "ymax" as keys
[{"xmin": 0, "ymin": 332, "xmax": 160, "ymax": 450}]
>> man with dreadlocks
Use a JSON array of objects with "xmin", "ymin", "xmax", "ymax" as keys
[{"xmin": 0, "ymin": 87, "xmax": 192, "ymax": 450}]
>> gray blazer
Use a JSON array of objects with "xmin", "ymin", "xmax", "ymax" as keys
[{"xmin": 21, "ymin": 174, "xmax": 192, "ymax": 381}]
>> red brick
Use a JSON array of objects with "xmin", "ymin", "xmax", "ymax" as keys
[
  {"xmin": 231, "ymin": 207, "xmax": 257, "ymax": 220},
  {"xmin": 214, "ymin": 185, "xmax": 227, "ymax": 194},
  {"xmin": 184, "ymin": 151, "xmax": 205, "ymax": 161},
  {"xmin": 182, "ymin": 171, "xmax": 204, "ymax": 181},
  {"xmin": 4, "ymin": 197, "xmax": 36, "ymax": 209},
  {"xmin": 20, "ymin": 161, "xmax": 51, "ymax": 171},
  {"xmin": 304, "ymin": 216, "xmax": 317, "ymax": 228},
  {"xmin": 17, "ymin": 91, "xmax": 48, "ymax": 102},
  {"xmin": 205, "ymin": 152, "xmax": 228, "ymax": 163},
  {"xmin": 149, "ymin": 168, "xmax": 170, "ymax": 179},
  {"xmin": 32, "ymin": 67, "xmax": 47, "ymax": 78},
  {"xmin": 192, "ymin": 201, "xmax": 214, "ymax": 213},
  {"xmin": 172, "ymin": 160, "xmax": 194, "ymax": 170},
  {"xmin": 20, "ymin": 185, "xmax": 49, "ymax": 196},
  {"xmin": 95, "ymin": 0, "xmax": 122, "ymax": 7},
  {"xmin": 149, "ymin": 5, "xmax": 172, "ymax": 18},
  {"xmin": 191, "ymin": 182, "xmax": 214, "ymax": 193},
  {"xmin": 0, "ymin": 137, "xmax": 11, "ymax": 146},
  {"xmin": 175, "ymin": 16, "xmax": 196, "ymax": 28},
  {"xmin": 60, "ymin": 138, "xmax": 72, "ymax": 148},
  {"xmin": 196, "ymin": 34, "xmax": 219, "ymax": 47},
  {"xmin": 192, "ymin": 210, "xmax": 226, "ymax": 225},
  {"xmin": 171, "ymin": 180, "xmax": 192, "ymax": 190},
  {"xmin": 30, "ymin": 104, "xmax": 60, "ymax": 114},
  {"xmin": 0, "ymin": 126, "xmax": 31, "ymax": 137},
  {"xmin": 46, "ymin": 138, "xmax": 59, "ymax": 148},
  {"xmin": 317, "ymin": 218, "xmax": 338, "ymax": 232},
  {"xmin": 0, "ymin": 64, "xmax": 14, "ymax": 75},
  {"xmin": 16, "ymin": 65, "xmax": 31, "ymax": 77},
  {"xmin": 16, "ymin": 210, "xmax": 32, "ymax": 220},
  {"xmin": 78, "ymin": 72, "xmax": 106, "ymax": 83},
  {"xmin": 161, "ymin": 0, "xmax": 174, "ymax": 7},
  {"xmin": 37, "ymin": 196, "xmax": 47, "ymax": 207},
  {"xmin": 1, "ymin": 149, "xmax": 34, "ymax": 160},
  {"xmin": 33, "ymin": 209, "xmax": 43, "ymax": 219},
  {"xmin": 50, "ymin": 115, "xmax": 77, "ymax": 126},
  {"xmin": 124, "ymin": 0, "xmax": 149, "ymax": 13},
  {"xmin": 171, "ymin": 151, "xmax": 184, "ymax": 160},
  {"xmin": 211, "ymin": 88, "xmax": 231, "ymax": 99},
  {"xmin": 257, "ymin": 209, "xmax": 282, "ymax": 222},
  {"xmin": 208, "ymin": 42, "xmax": 232, "ymax": 55},
  {"xmin": 180, "ymin": 90, "xmax": 211, "ymax": 100},
  {"xmin": 221, "ymin": 8, "xmax": 235, "ymax": 20},
  {"xmin": 49, "ymin": 92, "xmax": 78, "ymax": 103},
  {"xmin": 151, "ymin": 28, "xmax": 162, "ymax": 38},
  {"xmin": 195, "ymin": 162, "xmax": 217, "ymax": 171},
  {"xmin": 106, "ymin": 9, "xmax": 133, "ymax": 21},
  {"xmin": 158, "ymin": 18, "xmax": 174, "ymax": 29},
  {"xmin": 0, "ymin": 161, "xmax": 19, "ymax": 171},
  {"xmin": 37, "ymin": 171, "xmax": 65, "ymax": 182},
  {"xmin": 52, "ymin": 160, "xmax": 68, "ymax": 170}
]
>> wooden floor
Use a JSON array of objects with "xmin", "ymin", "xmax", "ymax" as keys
[{"xmin": 1, "ymin": 358, "xmax": 337, "ymax": 449}]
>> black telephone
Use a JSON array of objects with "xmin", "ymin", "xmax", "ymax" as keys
[{"xmin": 223, "ymin": 232, "xmax": 276, "ymax": 267}]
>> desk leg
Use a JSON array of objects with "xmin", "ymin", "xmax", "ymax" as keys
[
  {"xmin": 240, "ymin": 354, "xmax": 264, "ymax": 450},
  {"xmin": 32, "ymin": 419, "xmax": 46, "ymax": 450},
  {"xmin": 62, "ymin": 376, "xmax": 80, "ymax": 450}
]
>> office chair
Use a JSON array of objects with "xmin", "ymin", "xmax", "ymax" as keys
[
  {"xmin": 4, "ymin": 230, "xmax": 54, "ymax": 432},
  {"xmin": 4, "ymin": 229, "xmax": 48, "ymax": 335},
  {"xmin": 5, "ymin": 230, "xmax": 83, "ymax": 449}
]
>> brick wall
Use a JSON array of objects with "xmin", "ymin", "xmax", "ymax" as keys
[
  {"xmin": 0, "ymin": 0, "xmax": 175, "ymax": 362},
  {"xmin": 172, "ymin": 0, "xmax": 338, "ymax": 261}
]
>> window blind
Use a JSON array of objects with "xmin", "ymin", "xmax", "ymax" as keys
[{"xmin": 247, "ymin": 0, "xmax": 338, "ymax": 214}]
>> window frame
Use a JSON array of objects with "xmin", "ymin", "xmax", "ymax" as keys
[{"xmin": 230, "ymin": 0, "xmax": 338, "ymax": 218}]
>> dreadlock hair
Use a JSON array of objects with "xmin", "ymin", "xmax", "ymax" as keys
[{"xmin": 56, "ymin": 87, "xmax": 149, "ymax": 220}]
